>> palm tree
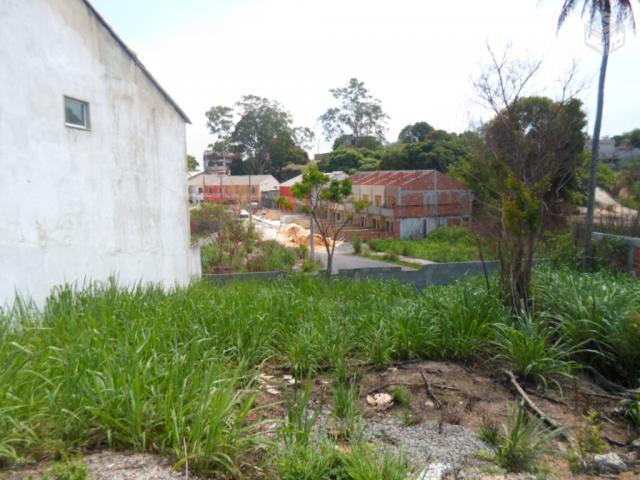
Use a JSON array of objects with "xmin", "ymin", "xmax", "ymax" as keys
[{"xmin": 557, "ymin": 0, "xmax": 637, "ymax": 269}]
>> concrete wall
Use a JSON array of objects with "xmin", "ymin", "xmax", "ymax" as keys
[
  {"xmin": 592, "ymin": 232, "xmax": 640, "ymax": 275},
  {"xmin": 204, "ymin": 261, "xmax": 500, "ymax": 289},
  {"xmin": 0, "ymin": 0, "xmax": 196, "ymax": 307}
]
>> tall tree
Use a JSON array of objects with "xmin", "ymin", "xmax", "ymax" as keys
[
  {"xmin": 557, "ymin": 0, "xmax": 637, "ymax": 269},
  {"xmin": 186, "ymin": 154, "xmax": 199, "ymax": 172},
  {"xmin": 397, "ymin": 122, "xmax": 435, "ymax": 143},
  {"xmin": 205, "ymin": 96, "xmax": 312, "ymax": 180},
  {"xmin": 319, "ymin": 78, "xmax": 389, "ymax": 142},
  {"xmin": 459, "ymin": 47, "xmax": 586, "ymax": 312}
]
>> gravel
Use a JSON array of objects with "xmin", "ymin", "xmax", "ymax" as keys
[
  {"xmin": 363, "ymin": 416, "xmax": 490, "ymax": 471},
  {"xmin": 2, "ymin": 452, "xmax": 196, "ymax": 480}
]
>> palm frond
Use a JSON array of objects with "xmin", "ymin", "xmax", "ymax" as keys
[{"xmin": 558, "ymin": 0, "xmax": 638, "ymax": 32}]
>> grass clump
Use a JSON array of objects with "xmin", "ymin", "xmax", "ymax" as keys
[
  {"xmin": 43, "ymin": 457, "xmax": 92, "ymax": 480},
  {"xmin": 482, "ymin": 402, "xmax": 562, "ymax": 473},
  {"xmin": 367, "ymin": 227, "xmax": 481, "ymax": 262},
  {"xmin": 494, "ymin": 313, "xmax": 580, "ymax": 389},
  {"xmin": 391, "ymin": 386, "xmax": 411, "ymax": 408}
]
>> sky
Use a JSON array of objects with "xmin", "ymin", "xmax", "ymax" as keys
[{"xmin": 91, "ymin": 0, "xmax": 640, "ymax": 162}]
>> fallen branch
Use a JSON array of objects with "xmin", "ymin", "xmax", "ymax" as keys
[
  {"xmin": 523, "ymin": 386, "xmax": 568, "ymax": 406},
  {"xmin": 591, "ymin": 369, "xmax": 636, "ymax": 398},
  {"xmin": 420, "ymin": 369, "xmax": 442, "ymax": 409},
  {"xmin": 578, "ymin": 388, "xmax": 625, "ymax": 401},
  {"xmin": 504, "ymin": 370, "xmax": 574, "ymax": 446}
]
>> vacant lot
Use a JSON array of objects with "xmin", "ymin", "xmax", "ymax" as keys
[
  {"xmin": 1, "ymin": 269, "xmax": 639, "ymax": 478},
  {"xmin": 367, "ymin": 227, "xmax": 481, "ymax": 263}
]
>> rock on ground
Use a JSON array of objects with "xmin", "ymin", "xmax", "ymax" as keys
[{"xmin": 590, "ymin": 452, "xmax": 627, "ymax": 475}]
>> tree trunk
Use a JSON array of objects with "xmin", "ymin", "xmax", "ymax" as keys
[
  {"xmin": 325, "ymin": 251, "xmax": 333, "ymax": 280},
  {"xmin": 583, "ymin": 14, "xmax": 611, "ymax": 270}
]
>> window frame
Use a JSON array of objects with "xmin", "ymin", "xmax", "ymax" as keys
[{"xmin": 64, "ymin": 96, "xmax": 91, "ymax": 130}]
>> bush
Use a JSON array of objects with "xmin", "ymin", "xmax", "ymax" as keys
[
  {"xmin": 544, "ymin": 229, "xmax": 630, "ymax": 274},
  {"xmin": 365, "ymin": 227, "xmax": 481, "ymax": 262},
  {"xmin": 353, "ymin": 234, "xmax": 362, "ymax": 254},
  {"xmin": 247, "ymin": 240, "xmax": 296, "ymax": 272}
]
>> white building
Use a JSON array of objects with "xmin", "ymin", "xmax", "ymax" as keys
[{"xmin": 0, "ymin": 0, "xmax": 200, "ymax": 308}]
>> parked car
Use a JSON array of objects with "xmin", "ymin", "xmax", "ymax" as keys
[{"xmin": 239, "ymin": 209, "xmax": 250, "ymax": 219}]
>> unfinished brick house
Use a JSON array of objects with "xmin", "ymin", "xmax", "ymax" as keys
[{"xmin": 344, "ymin": 170, "xmax": 473, "ymax": 240}]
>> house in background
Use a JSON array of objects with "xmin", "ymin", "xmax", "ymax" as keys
[
  {"xmin": 202, "ymin": 149, "xmax": 239, "ymax": 174},
  {"xmin": 187, "ymin": 173, "xmax": 279, "ymax": 206},
  {"xmin": 344, "ymin": 170, "xmax": 472, "ymax": 240},
  {"xmin": 0, "ymin": 0, "xmax": 199, "ymax": 307},
  {"xmin": 279, "ymin": 171, "xmax": 348, "ymax": 210}
]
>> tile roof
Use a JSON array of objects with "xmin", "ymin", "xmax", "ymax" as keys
[{"xmin": 351, "ymin": 170, "xmax": 436, "ymax": 187}]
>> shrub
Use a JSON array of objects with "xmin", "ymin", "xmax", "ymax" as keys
[
  {"xmin": 301, "ymin": 259, "xmax": 319, "ymax": 272},
  {"xmin": 363, "ymin": 227, "xmax": 481, "ymax": 262},
  {"xmin": 295, "ymin": 244, "xmax": 309, "ymax": 260},
  {"xmin": 353, "ymin": 234, "xmax": 362, "ymax": 254},
  {"xmin": 247, "ymin": 240, "xmax": 296, "ymax": 272}
]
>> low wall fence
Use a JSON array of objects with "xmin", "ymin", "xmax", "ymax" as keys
[
  {"xmin": 203, "ymin": 260, "xmax": 501, "ymax": 289},
  {"xmin": 592, "ymin": 232, "xmax": 640, "ymax": 276}
]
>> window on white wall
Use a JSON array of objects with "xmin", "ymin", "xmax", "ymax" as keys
[{"xmin": 64, "ymin": 97, "xmax": 90, "ymax": 129}]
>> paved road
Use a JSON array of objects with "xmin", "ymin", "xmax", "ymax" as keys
[{"xmin": 315, "ymin": 242, "xmax": 417, "ymax": 273}]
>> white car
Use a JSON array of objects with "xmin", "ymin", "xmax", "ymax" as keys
[{"xmin": 238, "ymin": 209, "xmax": 250, "ymax": 219}]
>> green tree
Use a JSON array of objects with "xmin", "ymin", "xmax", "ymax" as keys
[
  {"xmin": 460, "ymin": 47, "xmax": 586, "ymax": 311},
  {"xmin": 613, "ymin": 128, "xmax": 640, "ymax": 148},
  {"xmin": 319, "ymin": 78, "xmax": 389, "ymax": 141},
  {"xmin": 290, "ymin": 165, "xmax": 367, "ymax": 279},
  {"xmin": 380, "ymin": 134, "xmax": 470, "ymax": 172},
  {"xmin": 397, "ymin": 122, "xmax": 435, "ymax": 143},
  {"xmin": 205, "ymin": 96, "xmax": 312, "ymax": 180},
  {"xmin": 332, "ymin": 134, "xmax": 384, "ymax": 151},
  {"xmin": 557, "ymin": 0, "xmax": 638, "ymax": 269},
  {"xmin": 187, "ymin": 154, "xmax": 199, "ymax": 172}
]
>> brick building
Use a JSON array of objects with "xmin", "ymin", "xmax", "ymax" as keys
[
  {"xmin": 345, "ymin": 170, "xmax": 472, "ymax": 240},
  {"xmin": 187, "ymin": 173, "xmax": 279, "ymax": 205}
]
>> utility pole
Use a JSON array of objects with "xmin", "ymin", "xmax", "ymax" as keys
[
  {"xmin": 309, "ymin": 186, "xmax": 315, "ymax": 261},
  {"xmin": 248, "ymin": 174, "xmax": 253, "ymax": 226}
]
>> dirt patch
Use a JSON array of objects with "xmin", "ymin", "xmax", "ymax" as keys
[
  {"xmin": 2, "ymin": 452, "xmax": 195, "ymax": 480},
  {"xmin": 257, "ymin": 360, "xmax": 640, "ymax": 478}
]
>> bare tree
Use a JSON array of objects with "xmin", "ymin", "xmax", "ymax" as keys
[
  {"xmin": 290, "ymin": 165, "xmax": 366, "ymax": 279},
  {"xmin": 462, "ymin": 46, "xmax": 587, "ymax": 311}
]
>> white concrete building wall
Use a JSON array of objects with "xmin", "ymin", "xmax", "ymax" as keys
[{"xmin": 0, "ymin": 0, "xmax": 196, "ymax": 307}]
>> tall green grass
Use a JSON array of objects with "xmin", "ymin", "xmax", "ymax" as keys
[
  {"xmin": 367, "ymin": 227, "xmax": 481, "ymax": 262},
  {"xmin": 0, "ymin": 267, "xmax": 638, "ymax": 476}
]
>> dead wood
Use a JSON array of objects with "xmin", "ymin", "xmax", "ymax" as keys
[
  {"xmin": 420, "ymin": 368, "xmax": 442, "ymax": 409},
  {"xmin": 504, "ymin": 369, "xmax": 575, "ymax": 446}
]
